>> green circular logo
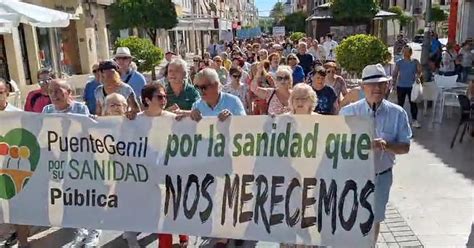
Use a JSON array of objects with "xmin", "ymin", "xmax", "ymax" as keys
[{"xmin": 0, "ymin": 128, "xmax": 40, "ymax": 199}]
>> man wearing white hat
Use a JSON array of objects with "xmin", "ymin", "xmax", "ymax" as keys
[
  {"xmin": 339, "ymin": 64, "xmax": 412, "ymax": 245},
  {"xmin": 114, "ymin": 47, "xmax": 146, "ymax": 97}
]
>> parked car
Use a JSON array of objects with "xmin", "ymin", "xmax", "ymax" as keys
[{"xmin": 413, "ymin": 34, "xmax": 424, "ymax": 43}]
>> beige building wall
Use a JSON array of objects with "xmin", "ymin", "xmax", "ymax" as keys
[
  {"xmin": 75, "ymin": 17, "xmax": 97, "ymax": 74},
  {"xmin": 4, "ymin": 29, "xmax": 26, "ymax": 87},
  {"xmin": 96, "ymin": 6, "xmax": 110, "ymax": 60},
  {"xmin": 23, "ymin": 25, "xmax": 40, "ymax": 85}
]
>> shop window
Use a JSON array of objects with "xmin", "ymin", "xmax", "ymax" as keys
[
  {"xmin": 0, "ymin": 36, "xmax": 10, "ymax": 81},
  {"xmin": 18, "ymin": 24, "xmax": 31, "ymax": 84}
]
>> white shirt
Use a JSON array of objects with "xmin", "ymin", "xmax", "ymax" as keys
[
  {"xmin": 440, "ymin": 50, "xmax": 456, "ymax": 72},
  {"xmin": 308, "ymin": 45, "xmax": 326, "ymax": 61},
  {"xmin": 3, "ymin": 103, "xmax": 21, "ymax": 112},
  {"xmin": 323, "ymin": 40, "xmax": 338, "ymax": 61}
]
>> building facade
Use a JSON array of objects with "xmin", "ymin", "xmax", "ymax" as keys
[
  {"xmin": 457, "ymin": 0, "xmax": 474, "ymax": 43},
  {"xmin": 139, "ymin": 0, "xmax": 257, "ymax": 57},
  {"xmin": 0, "ymin": 0, "xmax": 111, "ymax": 88}
]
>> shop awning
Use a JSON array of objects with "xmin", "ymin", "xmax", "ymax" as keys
[
  {"xmin": 0, "ymin": 16, "xmax": 14, "ymax": 33},
  {"xmin": 0, "ymin": 0, "xmax": 75, "ymax": 30}
]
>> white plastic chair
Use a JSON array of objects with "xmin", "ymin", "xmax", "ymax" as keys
[
  {"xmin": 441, "ymin": 91, "xmax": 459, "ymax": 119},
  {"xmin": 434, "ymin": 74, "xmax": 458, "ymax": 89},
  {"xmin": 433, "ymin": 74, "xmax": 460, "ymax": 123},
  {"xmin": 422, "ymin": 81, "xmax": 438, "ymax": 116}
]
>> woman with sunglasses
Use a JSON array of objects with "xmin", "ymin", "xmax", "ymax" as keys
[
  {"xmin": 223, "ymin": 67, "xmax": 251, "ymax": 114},
  {"xmin": 94, "ymin": 60, "xmax": 141, "ymax": 119},
  {"xmin": 139, "ymin": 84, "xmax": 176, "ymax": 118},
  {"xmin": 251, "ymin": 66, "xmax": 292, "ymax": 115},
  {"xmin": 287, "ymin": 53, "xmax": 305, "ymax": 85},
  {"xmin": 323, "ymin": 62, "xmax": 348, "ymax": 102}
]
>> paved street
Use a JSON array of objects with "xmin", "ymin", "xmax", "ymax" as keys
[{"xmin": 1, "ymin": 102, "xmax": 472, "ymax": 248}]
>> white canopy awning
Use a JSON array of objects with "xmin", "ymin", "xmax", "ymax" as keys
[{"xmin": 0, "ymin": 0, "xmax": 74, "ymax": 32}]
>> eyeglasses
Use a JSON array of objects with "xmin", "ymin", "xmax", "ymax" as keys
[
  {"xmin": 288, "ymin": 57, "xmax": 296, "ymax": 61},
  {"xmin": 195, "ymin": 83, "xmax": 214, "ymax": 91},
  {"xmin": 293, "ymin": 96, "xmax": 310, "ymax": 102},
  {"xmin": 326, "ymin": 70, "xmax": 334, "ymax": 74},
  {"xmin": 115, "ymin": 57, "xmax": 130, "ymax": 61},
  {"xmin": 153, "ymin": 94, "xmax": 167, "ymax": 100},
  {"xmin": 193, "ymin": 59, "xmax": 200, "ymax": 63},
  {"xmin": 109, "ymin": 103, "xmax": 125, "ymax": 108},
  {"xmin": 231, "ymin": 74, "xmax": 241, "ymax": 78},
  {"xmin": 276, "ymin": 75, "xmax": 290, "ymax": 81}
]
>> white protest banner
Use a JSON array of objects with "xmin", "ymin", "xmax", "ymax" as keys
[
  {"xmin": 0, "ymin": 112, "xmax": 375, "ymax": 246},
  {"xmin": 273, "ymin": 26, "xmax": 285, "ymax": 37}
]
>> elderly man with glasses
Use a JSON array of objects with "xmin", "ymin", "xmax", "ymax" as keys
[
  {"xmin": 24, "ymin": 68, "xmax": 54, "ymax": 113},
  {"xmin": 180, "ymin": 68, "xmax": 245, "ymax": 122},
  {"xmin": 340, "ymin": 64, "xmax": 412, "ymax": 247},
  {"xmin": 114, "ymin": 47, "xmax": 146, "ymax": 97}
]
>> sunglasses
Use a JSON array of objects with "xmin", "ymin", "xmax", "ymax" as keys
[
  {"xmin": 232, "ymin": 74, "xmax": 241, "ymax": 78},
  {"xmin": 153, "ymin": 94, "xmax": 167, "ymax": 100},
  {"xmin": 92, "ymin": 69, "xmax": 98, "ymax": 73},
  {"xmin": 195, "ymin": 83, "xmax": 214, "ymax": 91},
  {"xmin": 326, "ymin": 70, "xmax": 334, "ymax": 73},
  {"xmin": 276, "ymin": 76, "xmax": 290, "ymax": 81},
  {"xmin": 193, "ymin": 60, "xmax": 200, "ymax": 62},
  {"xmin": 39, "ymin": 78, "xmax": 52, "ymax": 84},
  {"xmin": 288, "ymin": 57, "xmax": 296, "ymax": 61}
]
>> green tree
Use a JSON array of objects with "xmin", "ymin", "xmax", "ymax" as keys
[
  {"xmin": 330, "ymin": 0, "xmax": 379, "ymax": 24},
  {"xmin": 289, "ymin": 32, "xmax": 306, "ymax": 42},
  {"xmin": 110, "ymin": 0, "xmax": 178, "ymax": 44},
  {"xmin": 259, "ymin": 18, "xmax": 274, "ymax": 34},
  {"xmin": 282, "ymin": 11, "xmax": 308, "ymax": 33},
  {"xmin": 430, "ymin": 5, "xmax": 448, "ymax": 30},
  {"xmin": 270, "ymin": 2, "xmax": 286, "ymax": 25},
  {"xmin": 335, "ymin": 34, "xmax": 388, "ymax": 76},
  {"xmin": 115, "ymin": 36, "xmax": 163, "ymax": 73},
  {"xmin": 388, "ymin": 6, "xmax": 414, "ymax": 32}
]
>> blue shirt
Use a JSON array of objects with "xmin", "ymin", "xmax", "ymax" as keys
[
  {"xmin": 292, "ymin": 65, "xmax": 305, "ymax": 84},
  {"xmin": 430, "ymin": 38, "xmax": 442, "ymax": 54},
  {"xmin": 396, "ymin": 59, "xmax": 418, "ymax": 88},
  {"xmin": 192, "ymin": 92, "xmax": 246, "ymax": 117},
  {"xmin": 83, "ymin": 79, "xmax": 100, "ymax": 115},
  {"xmin": 339, "ymin": 99, "xmax": 412, "ymax": 173},
  {"xmin": 122, "ymin": 70, "xmax": 146, "ymax": 97},
  {"xmin": 42, "ymin": 101, "xmax": 90, "ymax": 116}
]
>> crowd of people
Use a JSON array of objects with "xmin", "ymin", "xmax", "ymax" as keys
[
  {"xmin": 0, "ymin": 32, "xmax": 473, "ymax": 248},
  {"xmin": 394, "ymin": 32, "xmax": 473, "ymax": 83}
]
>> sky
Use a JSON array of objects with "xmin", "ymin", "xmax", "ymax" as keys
[{"xmin": 255, "ymin": 0, "xmax": 279, "ymax": 17}]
